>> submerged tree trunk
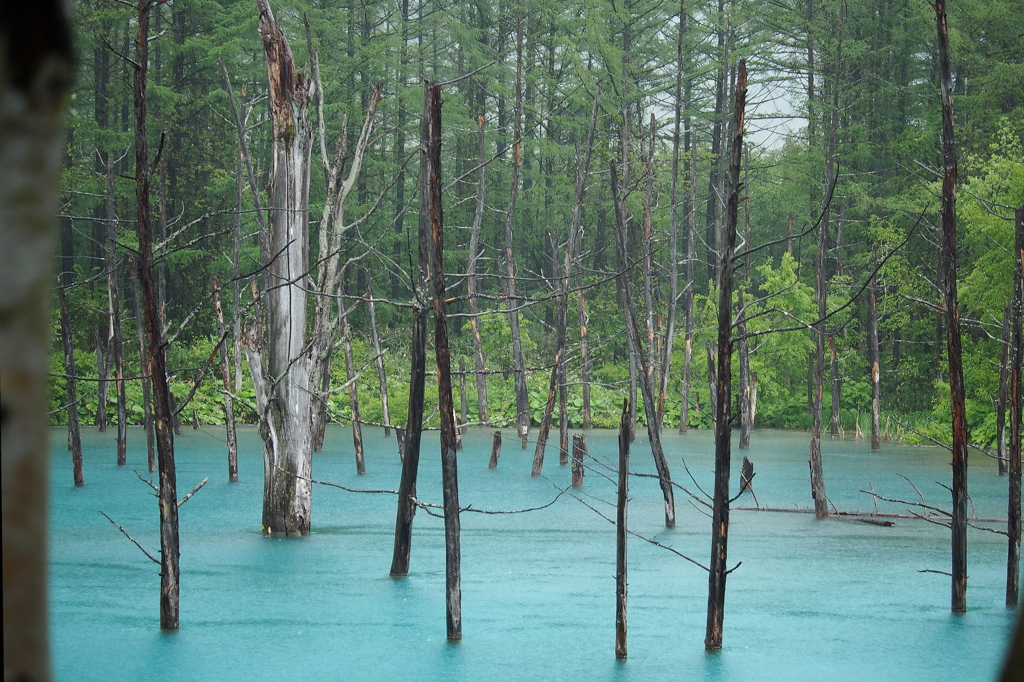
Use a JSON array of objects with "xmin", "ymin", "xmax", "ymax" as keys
[
  {"xmin": 132, "ymin": 0, "xmax": 179, "ymax": 629},
  {"xmin": 0, "ymin": 5, "xmax": 73, "ymax": 674},
  {"xmin": 251, "ymin": 0, "xmax": 314, "ymax": 536},
  {"xmin": 615, "ymin": 400, "xmax": 630, "ymax": 660},
  {"xmin": 59, "ymin": 285, "xmax": 84, "ymax": 486},
  {"xmin": 212, "ymin": 281, "xmax": 238, "ymax": 482},
  {"xmin": 611, "ymin": 162, "xmax": 676, "ymax": 528},
  {"xmin": 934, "ymin": 0, "xmax": 969, "ymax": 613},
  {"xmin": 390, "ymin": 81, "xmax": 436, "ymax": 579},
  {"xmin": 869, "ymin": 245, "xmax": 882, "ymax": 451},
  {"xmin": 503, "ymin": 17, "xmax": 530, "ymax": 449},
  {"xmin": 1006, "ymin": 205, "xmax": 1022, "ymax": 606},
  {"xmin": 706, "ymin": 58, "xmax": 746, "ymax": 653}
]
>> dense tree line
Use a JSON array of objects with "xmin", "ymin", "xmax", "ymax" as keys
[{"xmin": 53, "ymin": 0, "xmax": 1022, "ymax": 456}]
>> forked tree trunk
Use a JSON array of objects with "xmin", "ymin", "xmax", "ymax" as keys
[
  {"xmin": 503, "ymin": 16, "xmax": 530, "ymax": 448},
  {"xmin": 467, "ymin": 115, "xmax": 489, "ymax": 425},
  {"xmin": 251, "ymin": 0, "xmax": 314, "ymax": 536},
  {"xmin": 132, "ymin": 0, "xmax": 179, "ymax": 629},
  {"xmin": 705, "ymin": 58, "xmax": 746, "ymax": 653},
  {"xmin": 611, "ymin": 162, "xmax": 676, "ymax": 528},
  {"xmin": 615, "ymin": 400, "xmax": 630, "ymax": 660},
  {"xmin": 212, "ymin": 281, "xmax": 238, "ymax": 482},
  {"xmin": 59, "ymin": 286, "xmax": 84, "ymax": 486},
  {"xmin": 532, "ymin": 88, "xmax": 599, "ymax": 476},
  {"xmin": 934, "ymin": 0, "xmax": 969, "ymax": 613},
  {"xmin": 422, "ymin": 81, "xmax": 463, "ymax": 642},
  {"xmin": 869, "ymin": 245, "xmax": 882, "ymax": 451},
  {"xmin": 0, "ymin": 6, "xmax": 73, "ymax": 674},
  {"xmin": 1006, "ymin": 204, "xmax": 1023, "ymax": 606},
  {"xmin": 390, "ymin": 81, "xmax": 436, "ymax": 578}
]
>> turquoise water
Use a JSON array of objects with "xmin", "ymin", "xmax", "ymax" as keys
[{"xmin": 50, "ymin": 425, "xmax": 1018, "ymax": 680}]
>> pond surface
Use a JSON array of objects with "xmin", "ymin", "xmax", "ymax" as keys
[{"xmin": 50, "ymin": 425, "xmax": 1017, "ymax": 680}]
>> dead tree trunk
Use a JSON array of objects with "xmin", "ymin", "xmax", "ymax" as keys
[
  {"xmin": 738, "ymin": 290, "xmax": 751, "ymax": 449},
  {"xmin": 105, "ymin": 160, "xmax": 127, "ymax": 466},
  {"xmin": 705, "ymin": 58, "xmax": 746, "ymax": 653},
  {"xmin": 212, "ymin": 281, "xmax": 238, "ymax": 482},
  {"xmin": 1006, "ymin": 204, "xmax": 1023, "ymax": 606},
  {"xmin": 128, "ymin": 256, "xmax": 156, "ymax": 472},
  {"xmin": 421, "ymin": 81, "xmax": 462, "ymax": 642},
  {"xmin": 572, "ymin": 433, "xmax": 586, "ymax": 487},
  {"xmin": 251, "ymin": 0, "xmax": 314, "ymax": 536},
  {"xmin": 998, "ymin": 305, "xmax": 1010, "ymax": 475},
  {"xmin": 366, "ymin": 278, "xmax": 392, "ymax": 436},
  {"xmin": 934, "ymin": 0, "xmax": 969, "ymax": 613},
  {"xmin": 489, "ymin": 431, "xmax": 502, "ymax": 469},
  {"xmin": 532, "ymin": 87, "xmax": 599, "ymax": 476},
  {"xmin": 615, "ymin": 400, "xmax": 630, "ymax": 660},
  {"xmin": 642, "ymin": 114, "xmax": 658, "ymax": 412},
  {"xmin": 389, "ymin": 81, "xmax": 436, "ymax": 578},
  {"xmin": 0, "ymin": 5, "xmax": 73, "ymax": 673},
  {"xmin": 869, "ymin": 245, "xmax": 882, "ymax": 451},
  {"xmin": 59, "ymin": 286, "xmax": 84, "ymax": 486},
  {"xmin": 503, "ymin": 16, "xmax": 530, "ymax": 448},
  {"xmin": 467, "ymin": 116, "xmax": 489, "ymax": 425},
  {"xmin": 132, "ymin": 0, "xmax": 179, "ymax": 629},
  {"xmin": 611, "ymin": 162, "xmax": 676, "ymax": 528},
  {"xmin": 808, "ymin": 177, "xmax": 830, "ymax": 518}
]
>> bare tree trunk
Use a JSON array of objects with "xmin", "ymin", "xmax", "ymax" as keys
[
  {"xmin": 998, "ymin": 305, "xmax": 1010, "ymax": 475},
  {"xmin": 105, "ymin": 160, "xmax": 128, "ymax": 466},
  {"xmin": 390, "ymin": 80, "xmax": 436, "ymax": 578},
  {"xmin": 934, "ymin": 0, "xmax": 969, "ymax": 613},
  {"xmin": 0, "ymin": 6, "xmax": 72, "ymax": 674},
  {"xmin": 212, "ymin": 281, "xmax": 238, "ymax": 482},
  {"xmin": 738, "ymin": 290, "xmax": 751, "ymax": 449},
  {"xmin": 705, "ymin": 58, "xmax": 746, "ymax": 653},
  {"xmin": 809, "ymin": 194, "xmax": 829, "ymax": 517},
  {"xmin": 615, "ymin": 401, "xmax": 630, "ymax": 660},
  {"xmin": 59, "ymin": 286, "xmax": 84, "ymax": 486},
  {"xmin": 829, "ymin": 334, "xmax": 841, "ymax": 439},
  {"xmin": 1007, "ymin": 204, "xmax": 1023, "ymax": 606},
  {"xmin": 611, "ymin": 162, "xmax": 676, "ymax": 528},
  {"xmin": 367, "ymin": 278, "xmax": 392, "ymax": 436},
  {"xmin": 128, "ymin": 256, "xmax": 155, "ymax": 472},
  {"xmin": 869, "ymin": 245, "xmax": 881, "ymax": 451},
  {"xmin": 132, "ymin": 0, "xmax": 179, "ymax": 629},
  {"xmin": 503, "ymin": 16, "xmax": 530, "ymax": 449},
  {"xmin": 421, "ymin": 81, "xmax": 462, "ymax": 642},
  {"xmin": 489, "ymin": 431, "xmax": 502, "ymax": 469},
  {"xmin": 251, "ymin": 0, "xmax": 314, "ymax": 536},
  {"xmin": 532, "ymin": 88, "xmax": 599, "ymax": 476},
  {"xmin": 467, "ymin": 115, "xmax": 489, "ymax": 426},
  {"xmin": 572, "ymin": 433, "xmax": 586, "ymax": 487},
  {"xmin": 680, "ymin": 131, "xmax": 697, "ymax": 434},
  {"xmin": 642, "ymin": 115, "xmax": 658, "ymax": 412}
]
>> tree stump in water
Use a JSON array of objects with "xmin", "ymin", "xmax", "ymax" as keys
[
  {"xmin": 571, "ymin": 433, "xmax": 586, "ymax": 488},
  {"xmin": 488, "ymin": 431, "xmax": 502, "ymax": 469}
]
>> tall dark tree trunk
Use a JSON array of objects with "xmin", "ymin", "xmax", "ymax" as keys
[
  {"xmin": 615, "ymin": 400, "xmax": 630, "ymax": 660},
  {"xmin": 133, "ymin": 0, "xmax": 179, "ymax": 629},
  {"xmin": 212, "ymin": 281, "xmax": 238, "ymax": 482},
  {"xmin": 611, "ymin": 162, "xmax": 676, "ymax": 528},
  {"xmin": 869, "ymin": 245, "xmax": 882, "ymax": 451},
  {"xmin": 1006, "ymin": 204, "xmax": 1023, "ymax": 606},
  {"xmin": 934, "ymin": 0, "xmax": 969, "ymax": 613},
  {"xmin": 0, "ymin": 5, "xmax": 73, "ymax": 675},
  {"xmin": 59, "ymin": 286, "xmax": 84, "ymax": 487},
  {"xmin": 705, "ymin": 58, "xmax": 746, "ymax": 653},
  {"xmin": 390, "ymin": 80, "xmax": 436, "ymax": 579}
]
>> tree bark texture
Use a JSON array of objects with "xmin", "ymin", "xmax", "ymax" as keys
[
  {"xmin": 0, "ymin": 5, "xmax": 72, "ymax": 674},
  {"xmin": 489, "ymin": 431, "xmax": 502, "ymax": 469},
  {"xmin": 615, "ymin": 401, "xmax": 630, "ymax": 660},
  {"xmin": 705, "ymin": 59, "xmax": 746, "ymax": 653},
  {"xmin": 1007, "ymin": 204, "xmax": 1023, "ymax": 606},
  {"xmin": 253, "ymin": 0, "xmax": 314, "ymax": 536},
  {"xmin": 572, "ymin": 433, "xmax": 586, "ymax": 488},
  {"xmin": 611, "ymin": 162, "xmax": 676, "ymax": 528},
  {"xmin": 934, "ymin": 0, "xmax": 969, "ymax": 613}
]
